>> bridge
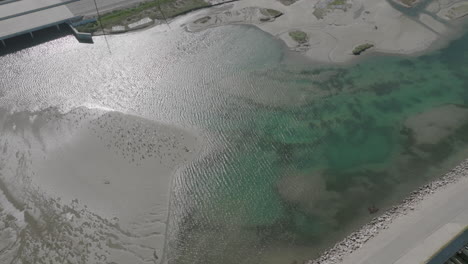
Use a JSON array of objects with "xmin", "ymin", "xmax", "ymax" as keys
[{"xmin": 0, "ymin": 0, "xmax": 81, "ymax": 46}]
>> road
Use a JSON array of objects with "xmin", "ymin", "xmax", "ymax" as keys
[
  {"xmin": 0, "ymin": 0, "xmax": 75, "ymax": 41},
  {"xmin": 67, "ymin": 0, "xmax": 146, "ymax": 16}
]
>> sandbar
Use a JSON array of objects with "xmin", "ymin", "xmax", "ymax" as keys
[{"xmin": 181, "ymin": 0, "xmax": 468, "ymax": 64}]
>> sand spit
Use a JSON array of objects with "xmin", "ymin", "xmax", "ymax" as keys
[
  {"xmin": 305, "ymin": 159, "xmax": 468, "ymax": 264},
  {"xmin": 185, "ymin": 7, "xmax": 283, "ymax": 32},
  {"xmin": 182, "ymin": 0, "xmax": 468, "ymax": 63},
  {"xmin": 0, "ymin": 107, "xmax": 199, "ymax": 264}
]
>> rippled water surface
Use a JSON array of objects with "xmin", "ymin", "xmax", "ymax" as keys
[{"xmin": 1, "ymin": 24, "xmax": 468, "ymax": 264}]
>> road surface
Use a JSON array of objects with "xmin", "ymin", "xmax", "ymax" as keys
[{"xmin": 67, "ymin": 0, "xmax": 146, "ymax": 16}]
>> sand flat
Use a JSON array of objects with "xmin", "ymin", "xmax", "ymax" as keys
[
  {"xmin": 0, "ymin": 107, "xmax": 200, "ymax": 264},
  {"xmin": 181, "ymin": 0, "xmax": 466, "ymax": 63},
  {"xmin": 32, "ymin": 110, "xmax": 198, "ymax": 222}
]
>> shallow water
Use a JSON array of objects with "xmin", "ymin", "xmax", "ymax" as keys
[{"xmin": 1, "ymin": 24, "xmax": 468, "ymax": 264}]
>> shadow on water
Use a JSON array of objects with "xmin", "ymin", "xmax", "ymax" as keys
[{"xmin": 0, "ymin": 24, "xmax": 81, "ymax": 56}]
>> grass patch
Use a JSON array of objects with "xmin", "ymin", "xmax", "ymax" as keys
[
  {"xmin": 278, "ymin": 0, "xmax": 298, "ymax": 6},
  {"xmin": 289, "ymin": 30, "xmax": 308, "ymax": 44},
  {"xmin": 312, "ymin": 8, "xmax": 327, "ymax": 19},
  {"xmin": 352, "ymin": 43, "xmax": 374, "ymax": 55},
  {"xmin": 77, "ymin": 0, "xmax": 209, "ymax": 33},
  {"xmin": 400, "ymin": 0, "xmax": 417, "ymax": 6},
  {"xmin": 76, "ymin": 22, "xmax": 100, "ymax": 33},
  {"xmin": 194, "ymin": 15, "xmax": 211, "ymax": 24},
  {"xmin": 262, "ymin": 8, "xmax": 283, "ymax": 18},
  {"xmin": 328, "ymin": 0, "xmax": 346, "ymax": 6}
]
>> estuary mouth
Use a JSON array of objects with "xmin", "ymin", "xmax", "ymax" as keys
[{"xmin": 1, "ymin": 4, "xmax": 468, "ymax": 263}]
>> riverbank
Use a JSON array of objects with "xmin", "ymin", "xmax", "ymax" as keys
[
  {"xmin": 74, "ymin": 0, "xmax": 208, "ymax": 33},
  {"xmin": 309, "ymin": 158, "xmax": 468, "ymax": 264},
  {"xmin": 75, "ymin": 0, "xmax": 236, "ymax": 34}
]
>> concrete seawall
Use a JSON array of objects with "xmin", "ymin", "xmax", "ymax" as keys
[{"xmin": 68, "ymin": 23, "xmax": 93, "ymax": 43}]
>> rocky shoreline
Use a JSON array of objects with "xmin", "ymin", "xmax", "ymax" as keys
[{"xmin": 307, "ymin": 159, "xmax": 468, "ymax": 264}]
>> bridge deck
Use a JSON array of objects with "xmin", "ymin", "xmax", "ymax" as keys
[{"xmin": 0, "ymin": 0, "xmax": 78, "ymax": 42}]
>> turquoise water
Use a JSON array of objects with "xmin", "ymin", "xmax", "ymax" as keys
[{"xmin": 168, "ymin": 31, "xmax": 468, "ymax": 264}]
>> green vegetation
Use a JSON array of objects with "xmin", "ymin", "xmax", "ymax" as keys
[
  {"xmin": 194, "ymin": 16, "xmax": 211, "ymax": 24},
  {"xmin": 328, "ymin": 0, "xmax": 346, "ymax": 6},
  {"xmin": 400, "ymin": 0, "xmax": 418, "ymax": 7},
  {"xmin": 76, "ymin": 22, "xmax": 100, "ymax": 33},
  {"xmin": 288, "ymin": 30, "xmax": 308, "ymax": 44},
  {"xmin": 259, "ymin": 8, "xmax": 283, "ymax": 22},
  {"xmin": 278, "ymin": 0, "xmax": 298, "ymax": 6},
  {"xmin": 312, "ymin": 8, "xmax": 327, "ymax": 19},
  {"xmin": 314, "ymin": 0, "xmax": 348, "ymax": 20},
  {"xmin": 352, "ymin": 43, "xmax": 374, "ymax": 55},
  {"xmin": 76, "ymin": 0, "xmax": 209, "ymax": 33},
  {"xmin": 262, "ymin": 8, "xmax": 283, "ymax": 18}
]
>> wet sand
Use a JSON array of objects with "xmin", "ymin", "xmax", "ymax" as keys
[{"xmin": 0, "ymin": 106, "xmax": 200, "ymax": 264}]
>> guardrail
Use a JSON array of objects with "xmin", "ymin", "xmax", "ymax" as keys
[
  {"xmin": 67, "ymin": 23, "xmax": 93, "ymax": 43},
  {"xmin": 0, "ymin": 0, "xmax": 80, "ymax": 22},
  {"xmin": 70, "ymin": 18, "xmax": 97, "ymax": 27}
]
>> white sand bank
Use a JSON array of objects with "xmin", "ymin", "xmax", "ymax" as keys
[{"xmin": 181, "ymin": 0, "xmax": 468, "ymax": 64}]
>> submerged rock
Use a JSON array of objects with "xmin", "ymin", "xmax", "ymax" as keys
[{"xmin": 367, "ymin": 205, "xmax": 379, "ymax": 214}]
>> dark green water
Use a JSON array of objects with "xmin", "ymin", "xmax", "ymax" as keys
[{"xmin": 169, "ymin": 31, "xmax": 468, "ymax": 264}]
